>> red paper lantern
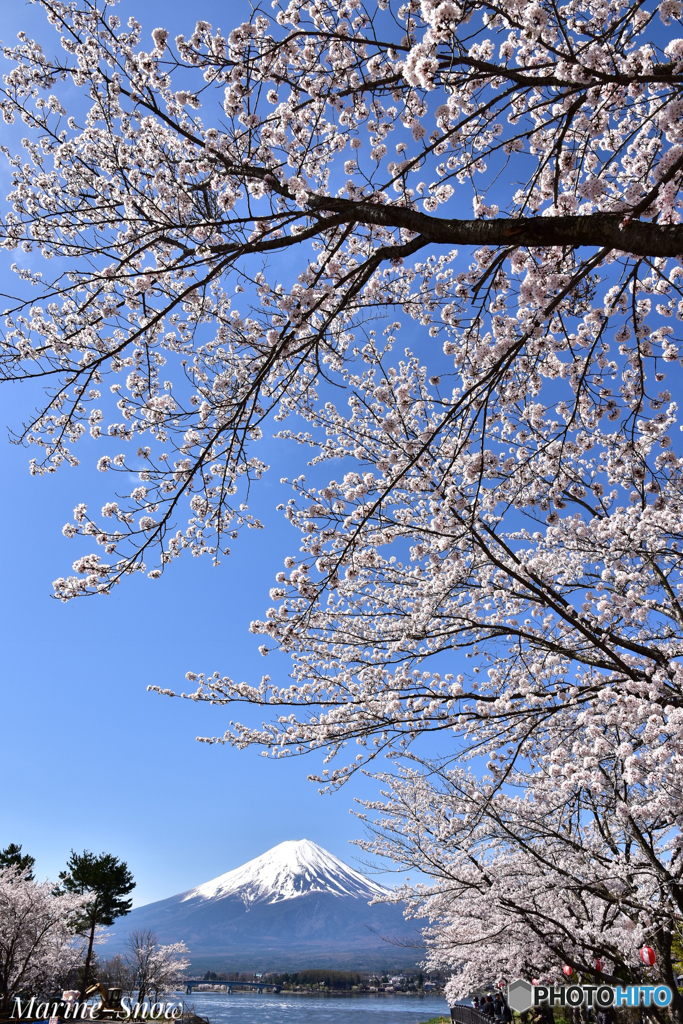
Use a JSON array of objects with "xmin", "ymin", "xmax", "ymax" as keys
[
  {"xmin": 498, "ymin": 981, "xmax": 507, "ymax": 989},
  {"xmin": 563, "ymin": 965, "xmax": 573, "ymax": 977},
  {"xmin": 595, "ymin": 959, "xmax": 604, "ymax": 972},
  {"xmin": 532, "ymin": 979, "xmax": 539, "ymax": 986},
  {"xmin": 639, "ymin": 946, "xmax": 656, "ymax": 966}
]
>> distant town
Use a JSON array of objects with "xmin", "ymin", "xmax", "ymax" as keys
[{"xmin": 193, "ymin": 970, "xmax": 445, "ymax": 994}]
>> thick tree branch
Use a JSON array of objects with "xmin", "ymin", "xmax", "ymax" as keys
[{"xmin": 310, "ymin": 201, "xmax": 683, "ymax": 258}]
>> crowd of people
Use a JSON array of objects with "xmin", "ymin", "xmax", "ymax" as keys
[
  {"xmin": 473, "ymin": 993, "xmax": 513, "ymax": 1022},
  {"xmin": 471, "ymin": 993, "xmax": 611, "ymax": 1024}
]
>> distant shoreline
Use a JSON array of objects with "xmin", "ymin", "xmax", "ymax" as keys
[{"xmin": 187, "ymin": 990, "xmax": 444, "ymax": 998}]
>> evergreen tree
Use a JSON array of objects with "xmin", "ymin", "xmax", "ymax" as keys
[
  {"xmin": 0, "ymin": 844, "xmax": 34, "ymax": 880},
  {"xmin": 58, "ymin": 851, "xmax": 134, "ymax": 996}
]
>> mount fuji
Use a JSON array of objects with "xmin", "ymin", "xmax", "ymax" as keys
[{"xmin": 104, "ymin": 840, "xmax": 422, "ymax": 971}]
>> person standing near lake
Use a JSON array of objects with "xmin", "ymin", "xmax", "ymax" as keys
[{"xmin": 482, "ymin": 996, "xmax": 496, "ymax": 1017}]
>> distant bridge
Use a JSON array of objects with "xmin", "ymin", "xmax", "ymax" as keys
[{"xmin": 183, "ymin": 980, "xmax": 281, "ymax": 995}]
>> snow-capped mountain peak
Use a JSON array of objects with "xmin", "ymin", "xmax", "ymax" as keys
[
  {"xmin": 103, "ymin": 839, "xmax": 419, "ymax": 967},
  {"xmin": 180, "ymin": 839, "xmax": 389, "ymax": 906}
]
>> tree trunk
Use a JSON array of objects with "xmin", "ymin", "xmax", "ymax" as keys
[{"xmin": 81, "ymin": 917, "xmax": 97, "ymax": 998}]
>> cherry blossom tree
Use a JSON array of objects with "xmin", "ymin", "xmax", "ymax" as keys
[
  {"xmin": 146, "ymin": 941, "xmax": 190, "ymax": 1001},
  {"xmin": 0, "ymin": 0, "xmax": 681, "ymax": 762},
  {"xmin": 1, "ymin": 0, "xmax": 682, "ymax": 602},
  {"xmin": 124, "ymin": 930, "xmax": 189, "ymax": 1008},
  {"xmin": 3, "ymin": 0, "xmax": 683, "ymax": 1004},
  {"xmin": 0, "ymin": 866, "xmax": 91, "ymax": 1016},
  {"xmin": 354, "ymin": 723, "xmax": 683, "ymax": 1016}
]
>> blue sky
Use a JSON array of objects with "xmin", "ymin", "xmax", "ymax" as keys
[
  {"xmin": 0, "ymin": 387, "xmax": 398, "ymax": 906},
  {"xmin": 0, "ymin": 0, "xmax": 433, "ymax": 908}
]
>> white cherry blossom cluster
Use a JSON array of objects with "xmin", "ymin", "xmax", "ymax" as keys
[{"xmin": 0, "ymin": 867, "xmax": 92, "ymax": 1015}]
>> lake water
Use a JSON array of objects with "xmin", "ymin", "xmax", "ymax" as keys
[{"xmin": 184, "ymin": 991, "xmax": 450, "ymax": 1024}]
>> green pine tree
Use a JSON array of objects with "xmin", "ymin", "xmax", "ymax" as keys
[
  {"xmin": 0, "ymin": 843, "xmax": 35, "ymax": 879},
  {"xmin": 58, "ymin": 851, "xmax": 134, "ymax": 996}
]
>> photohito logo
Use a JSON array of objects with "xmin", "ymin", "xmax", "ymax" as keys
[{"xmin": 506, "ymin": 980, "xmax": 673, "ymax": 1013}]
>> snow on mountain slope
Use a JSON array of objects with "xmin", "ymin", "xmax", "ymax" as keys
[{"xmin": 181, "ymin": 839, "xmax": 388, "ymax": 906}]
